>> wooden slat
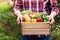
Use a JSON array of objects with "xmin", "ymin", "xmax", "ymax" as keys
[
  {"xmin": 21, "ymin": 22, "xmax": 50, "ymax": 29},
  {"xmin": 22, "ymin": 29, "xmax": 50, "ymax": 35},
  {"xmin": 21, "ymin": 22, "xmax": 50, "ymax": 35}
]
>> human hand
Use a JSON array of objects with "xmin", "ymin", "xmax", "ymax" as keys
[
  {"xmin": 47, "ymin": 15, "xmax": 55, "ymax": 24},
  {"xmin": 17, "ymin": 14, "xmax": 22, "ymax": 24}
]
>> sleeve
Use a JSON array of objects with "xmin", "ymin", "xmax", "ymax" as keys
[
  {"xmin": 12, "ymin": 0, "xmax": 22, "ymax": 14},
  {"xmin": 50, "ymin": 0, "xmax": 59, "ymax": 15}
]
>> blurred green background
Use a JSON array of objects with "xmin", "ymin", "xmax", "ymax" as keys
[{"xmin": 0, "ymin": 0, "xmax": 60, "ymax": 40}]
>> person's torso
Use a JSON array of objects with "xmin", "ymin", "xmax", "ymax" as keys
[{"xmin": 19, "ymin": 0, "xmax": 50, "ymax": 12}]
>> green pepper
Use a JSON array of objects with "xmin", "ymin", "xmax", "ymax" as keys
[
  {"xmin": 44, "ymin": 20, "xmax": 47, "ymax": 22},
  {"xmin": 42, "ymin": 14, "xmax": 48, "ymax": 22}
]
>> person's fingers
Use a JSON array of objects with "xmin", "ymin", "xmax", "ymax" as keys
[
  {"xmin": 50, "ymin": 18, "xmax": 54, "ymax": 24},
  {"xmin": 17, "ymin": 18, "xmax": 20, "ymax": 24},
  {"xmin": 47, "ymin": 15, "xmax": 55, "ymax": 24}
]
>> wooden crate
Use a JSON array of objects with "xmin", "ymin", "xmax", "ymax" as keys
[{"xmin": 21, "ymin": 22, "xmax": 50, "ymax": 35}]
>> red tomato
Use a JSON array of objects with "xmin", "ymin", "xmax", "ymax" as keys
[{"xmin": 37, "ymin": 18, "xmax": 43, "ymax": 22}]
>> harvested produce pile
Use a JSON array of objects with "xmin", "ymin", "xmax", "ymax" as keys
[{"xmin": 22, "ymin": 10, "xmax": 48, "ymax": 22}]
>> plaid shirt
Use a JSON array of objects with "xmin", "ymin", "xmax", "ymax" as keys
[{"xmin": 13, "ymin": 0, "xmax": 59, "ymax": 15}]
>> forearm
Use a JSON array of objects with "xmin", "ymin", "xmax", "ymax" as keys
[
  {"xmin": 12, "ymin": 0, "xmax": 22, "ymax": 17},
  {"xmin": 50, "ymin": 11, "xmax": 56, "ymax": 17},
  {"xmin": 13, "ymin": 7, "xmax": 21, "ymax": 17},
  {"xmin": 50, "ymin": 0, "xmax": 59, "ymax": 17},
  {"xmin": 51, "ymin": 7, "xmax": 59, "ymax": 17}
]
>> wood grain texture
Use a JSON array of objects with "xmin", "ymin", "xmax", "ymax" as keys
[
  {"xmin": 22, "ymin": 29, "xmax": 50, "ymax": 35},
  {"xmin": 21, "ymin": 22, "xmax": 50, "ymax": 29},
  {"xmin": 21, "ymin": 22, "xmax": 50, "ymax": 35}
]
